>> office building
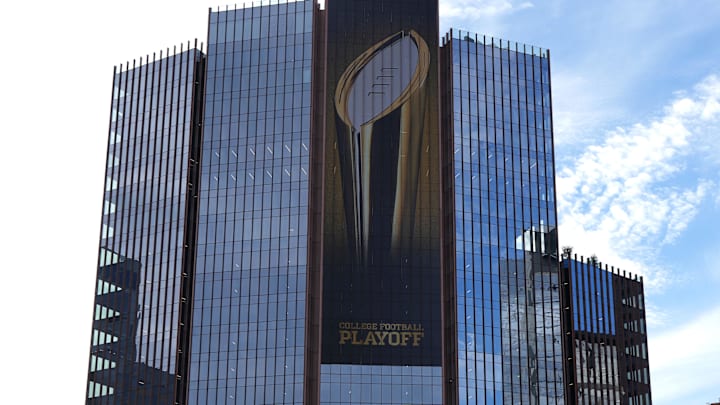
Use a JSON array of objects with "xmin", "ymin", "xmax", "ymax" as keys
[
  {"xmin": 87, "ymin": 47, "xmax": 204, "ymax": 403},
  {"xmin": 559, "ymin": 255, "xmax": 652, "ymax": 404},
  {"xmin": 85, "ymin": 0, "xmax": 647, "ymax": 403},
  {"xmin": 440, "ymin": 30, "xmax": 563, "ymax": 403},
  {"xmin": 191, "ymin": 2, "xmax": 313, "ymax": 403}
]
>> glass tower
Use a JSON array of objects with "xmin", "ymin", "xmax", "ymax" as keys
[
  {"xmin": 86, "ymin": 46, "xmax": 205, "ymax": 404},
  {"xmin": 82, "ymin": 2, "xmax": 633, "ymax": 404},
  {"xmin": 441, "ymin": 31, "xmax": 565, "ymax": 403},
  {"xmin": 187, "ymin": 2, "xmax": 314, "ymax": 404}
]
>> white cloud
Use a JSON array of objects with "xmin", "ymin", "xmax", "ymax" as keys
[
  {"xmin": 643, "ymin": 301, "xmax": 669, "ymax": 328},
  {"xmin": 557, "ymin": 74, "xmax": 720, "ymax": 291},
  {"xmin": 439, "ymin": 0, "xmax": 533, "ymax": 19},
  {"xmin": 649, "ymin": 305, "xmax": 720, "ymax": 404},
  {"xmin": 697, "ymin": 75, "xmax": 720, "ymax": 120},
  {"xmin": 661, "ymin": 181, "xmax": 712, "ymax": 244},
  {"xmin": 551, "ymin": 72, "xmax": 622, "ymax": 146}
]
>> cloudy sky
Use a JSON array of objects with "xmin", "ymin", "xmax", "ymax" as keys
[{"xmin": 1, "ymin": 0, "xmax": 718, "ymax": 403}]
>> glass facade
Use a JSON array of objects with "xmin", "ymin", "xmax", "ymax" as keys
[
  {"xmin": 87, "ymin": 3, "xmax": 654, "ymax": 404},
  {"xmin": 443, "ymin": 31, "xmax": 565, "ymax": 403},
  {"xmin": 319, "ymin": 365, "xmax": 442, "ymax": 404},
  {"xmin": 570, "ymin": 259, "xmax": 616, "ymax": 335},
  {"xmin": 87, "ymin": 47, "xmax": 204, "ymax": 404},
  {"xmin": 187, "ymin": 2, "xmax": 314, "ymax": 403}
]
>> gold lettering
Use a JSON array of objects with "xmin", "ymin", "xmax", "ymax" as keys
[
  {"xmin": 412, "ymin": 332, "xmax": 424, "ymax": 346},
  {"xmin": 339, "ymin": 330, "xmax": 352, "ymax": 344},
  {"xmin": 338, "ymin": 321, "xmax": 425, "ymax": 346}
]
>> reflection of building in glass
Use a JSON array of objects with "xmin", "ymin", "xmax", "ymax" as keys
[
  {"xmin": 560, "ymin": 256, "xmax": 652, "ymax": 404},
  {"xmin": 85, "ymin": 47, "xmax": 204, "ymax": 403},
  {"xmin": 496, "ymin": 253, "xmax": 563, "ymax": 404},
  {"xmin": 85, "ymin": 1, "xmax": 652, "ymax": 403},
  {"xmin": 88, "ymin": 256, "xmax": 176, "ymax": 403},
  {"xmin": 440, "ymin": 31, "xmax": 565, "ymax": 403}
]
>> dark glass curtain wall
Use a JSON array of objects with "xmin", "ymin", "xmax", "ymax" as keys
[
  {"xmin": 187, "ymin": 2, "xmax": 314, "ymax": 404},
  {"xmin": 87, "ymin": 47, "xmax": 204, "ymax": 404}
]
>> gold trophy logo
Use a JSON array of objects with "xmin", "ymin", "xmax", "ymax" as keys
[{"xmin": 335, "ymin": 30, "xmax": 430, "ymax": 265}]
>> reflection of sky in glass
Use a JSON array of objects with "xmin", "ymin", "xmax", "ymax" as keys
[
  {"xmin": 450, "ymin": 32, "xmax": 563, "ymax": 403},
  {"xmin": 571, "ymin": 260, "xmax": 616, "ymax": 335}
]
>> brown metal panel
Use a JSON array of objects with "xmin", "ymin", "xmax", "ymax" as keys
[
  {"xmin": 439, "ymin": 33, "xmax": 458, "ymax": 405},
  {"xmin": 303, "ymin": 3, "xmax": 326, "ymax": 403}
]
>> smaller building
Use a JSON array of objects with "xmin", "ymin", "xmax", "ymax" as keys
[{"xmin": 560, "ymin": 254, "xmax": 652, "ymax": 404}]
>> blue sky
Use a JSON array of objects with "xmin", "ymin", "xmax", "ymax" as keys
[{"xmin": 1, "ymin": 0, "xmax": 718, "ymax": 403}]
